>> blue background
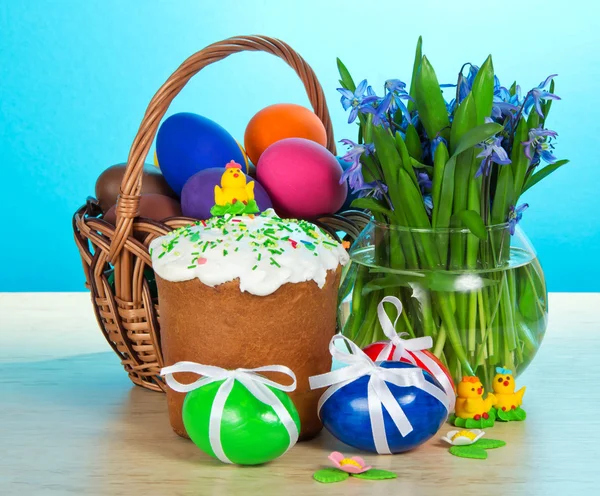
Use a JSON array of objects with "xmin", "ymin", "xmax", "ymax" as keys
[{"xmin": 1, "ymin": 0, "xmax": 597, "ymax": 292}]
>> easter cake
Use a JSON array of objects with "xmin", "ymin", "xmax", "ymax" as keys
[{"xmin": 150, "ymin": 209, "xmax": 349, "ymax": 439}]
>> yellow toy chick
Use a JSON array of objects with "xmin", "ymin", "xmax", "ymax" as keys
[
  {"xmin": 492, "ymin": 366, "xmax": 526, "ymax": 411},
  {"xmin": 214, "ymin": 161, "xmax": 255, "ymax": 206},
  {"xmin": 455, "ymin": 376, "xmax": 496, "ymax": 420}
]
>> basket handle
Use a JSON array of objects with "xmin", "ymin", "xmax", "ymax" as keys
[{"xmin": 109, "ymin": 35, "xmax": 337, "ymax": 262}]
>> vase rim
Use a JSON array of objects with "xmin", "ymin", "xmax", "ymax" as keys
[{"xmin": 367, "ymin": 219, "xmax": 512, "ymax": 234}]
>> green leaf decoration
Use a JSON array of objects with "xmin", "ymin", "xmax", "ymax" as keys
[
  {"xmin": 511, "ymin": 117, "xmax": 531, "ymax": 198},
  {"xmin": 454, "ymin": 210, "xmax": 487, "ymax": 240},
  {"xmin": 336, "ymin": 58, "xmax": 356, "ymax": 92},
  {"xmin": 414, "ymin": 55, "xmax": 451, "ymax": 142},
  {"xmin": 313, "ymin": 468, "xmax": 350, "ymax": 484},
  {"xmin": 491, "ymin": 165, "xmax": 514, "ymax": 226},
  {"xmin": 350, "ymin": 197, "xmax": 393, "ymax": 218},
  {"xmin": 470, "ymin": 55, "xmax": 494, "ymax": 124},
  {"xmin": 450, "ymin": 414, "xmax": 495, "ymax": 429},
  {"xmin": 522, "ymin": 159, "xmax": 569, "ymax": 193},
  {"xmin": 449, "ymin": 445, "xmax": 488, "ymax": 460},
  {"xmin": 472, "ymin": 439, "xmax": 507, "ymax": 449},
  {"xmin": 210, "ymin": 199, "xmax": 258, "ymax": 217},
  {"xmin": 514, "ymin": 407, "xmax": 527, "ymax": 421},
  {"xmin": 405, "ymin": 124, "xmax": 423, "ymax": 161},
  {"xmin": 495, "ymin": 407, "xmax": 526, "ymax": 422},
  {"xmin": 408, "ymin": 36, "xmax": 423, "ymax": 112},
  {"xmin": 353, "ymin": 469, "xmax": 397, "ymax": 480}
]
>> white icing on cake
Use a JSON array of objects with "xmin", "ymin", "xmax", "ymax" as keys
[{"xmin": 149, "ymin": 209, "xmax": 349, "ymax": 296}]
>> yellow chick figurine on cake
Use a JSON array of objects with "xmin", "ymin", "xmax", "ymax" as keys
[
  {"xmin": 492, "ymin": 366, "xmax": 527, "ymax": 421},
  {"xmin": 214, "ymin": 160, "xmax": 255, "ymax": 206},
  {"xmin": 455, "ymin": 376, "xmax": 496, "ymax": 423}
]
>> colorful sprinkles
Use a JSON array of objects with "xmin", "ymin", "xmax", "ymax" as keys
[{"xmin": 150, "ymin": 209, "xmax": 345, "ymax": 274}]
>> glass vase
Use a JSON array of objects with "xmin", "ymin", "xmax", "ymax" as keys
[{"xmin": 338, "ymin": 220, "xmax": 547, "ymax": 391}]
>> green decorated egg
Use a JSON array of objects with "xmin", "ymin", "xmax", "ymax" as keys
[{"xmin": 183, "ymin": 379, "xmax": 300, "ymax": 465}]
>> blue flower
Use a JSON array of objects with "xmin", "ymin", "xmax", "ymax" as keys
[
  {"xmin": 523, "ymin": 74, "xmax": 561, "ymax": 117},
  {"xmin": 430, "ymin": 135, "xmax": 448, "ymax": 161},
  {"xmin": 355, "ymin": 180, "xmax": 388, "ymax": 200},
  {"xmin": 337, "ymin": 79, "xmax": 378, "ymax": 123},
  {"xmin": 417, "ymin": 172, "xmax": 432, "ymax": 193},
  {"xmin": 339, "ymin": 139, "xmax": 374, "ymax": 189},
  {"xmin": 508, "ymin": 204, "xmax": 528, "ymax": 235},
  {"xmin": 385, "ymin": 79, "xmax": 407, "ymax": 92},
  {"xmin": 521, "ymin": 127, "xmax": 558, "ymax": 163},
  {"xmin": 362, "ymin": 92, "xmax": 393, "ymax": 127},
  {"xmin": 423, "ymin": 194, "xmax": 433, "ymax": 215},
  {"xmin": 475, "ymin": 136, "xmax": 511, "ymax": 177}
]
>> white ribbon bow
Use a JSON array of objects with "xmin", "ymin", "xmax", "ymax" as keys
[
  {"xmin": 376, "ymin": 296, "xmax": 456, "ymax": 411},
  {"xmin": 309, "ymin": 335, "xmax": 449, "ymax": 455},
  {"xmin": 161, "ymin": 362, "xmax": 299, "ymax": 464}
]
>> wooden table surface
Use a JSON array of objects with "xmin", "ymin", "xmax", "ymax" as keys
[{"xmin": 1, "ymin": 292, "xmax": 599, "ymax": 495}]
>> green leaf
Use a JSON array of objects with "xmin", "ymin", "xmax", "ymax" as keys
[
  {"xmin": 351, "ymin": 197, "xmax": 393, "ymax": 218},
  {"xmin": 313, "ymin": 468, "xmax": 349, "ymax": 484},
  {"xmin": 491, "ymin": 165, "xmax": 514, "ymax": 226},
  {"xmin": 522, "ymin": 159, "xmax": 569, "ymax": 193},
  {"xmin": 353, "ymin": 469, "xmax": 397, "ymax": 480},
  {"xmin": 454, "ymin": 210, "xmax": 487, "ymax": 240},
  {"xmin": 362, "ymin": 275, "xmax": 416, "ymax": 294},
  {"xmin": 336, "ymin": 58, "xmax": 356, "ymax": 92},
  {"xmin": 372, "ymin": 126, "xmax": 404, "ymax": 212},
  {"xmin": 408, "ymin": 36, "xmax": 423, "ymax": 112},
  {"xmin": 472, "ymin": 439, "xmax": 507, "ymax": 449},
  {"xmin": 509, "ymin": 81, "xmax": 517, "ymax": 96},
  {"xmin": 369, "ymin": 268, "xmax": 497, "ymax": 292},
  {"xmin": 511, "ymin": 117, "xmax": 530, "ymax": 197},
  {"xmin": 397, "ymin": 168, "xmax": 431, "ymax": 229},
  {"xmin": 450, "ymin": 122, "xmax": 504, "ymax": 164},
  {"xmin": 414, "ymin": 55, "xmax": 451, "ymax": 141},
  {"xmin": 527, "ymin": 108, "xmax": 540, "ymax": 130},
  {"xmin": 471, "ymin": 55, "xmax": 494, "ymax": 124},
  {"xmin": 450, "ymin": 94, "xmax": 477, "ymax": 154},
  {"xmin": 542, "ymin": 79, "xmax": 555, "ymax": 124},
  {"xmin": 410, "ymin": 157, "xmax": 433, "ymax": 174},
  {"xmin": 449, "ymin": 446, "xmax": 488, "ymax": 460},
  {"xmin": 432, "ymin": 141, "xmax": 449, "ymax": 227},
  {"xmin": 394, "ymin": 132, "xmax": 418, "ymax": 186},
  {"xmin": 405, "ymin": 124, "xmax": 423, "ymax": 160}
]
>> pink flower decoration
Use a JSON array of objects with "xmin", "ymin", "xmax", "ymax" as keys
[
  {"xmin": 328, "ymin": 451, "xmax": 371, "ymax": 474},
  {"xmin": 197, "ymin": 257, "xmax": 207, "ymax": 265}
]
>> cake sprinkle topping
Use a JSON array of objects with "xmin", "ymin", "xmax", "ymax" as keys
[{"xmin": 149, "ymin": 209, "xmax": 349, "ymax": 296}]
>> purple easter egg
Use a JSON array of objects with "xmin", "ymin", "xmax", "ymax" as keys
[{"xmin": 181, "ymin": 167, "xmax": 273, "ymax": 220}]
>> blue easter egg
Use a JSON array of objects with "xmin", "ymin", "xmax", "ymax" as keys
[
  {"xmin": 157, "ymin": 112, "xmax": 245, "ymax": 195},
  {"xmin": 336, "ymin": 157, "xmax": 359, "ymax": 212},
  {"xmin": 320, "ymin": 361, "xmax": 448, "ymax": 453}
]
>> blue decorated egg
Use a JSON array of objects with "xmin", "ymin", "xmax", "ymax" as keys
[
  {"xmin": 320, "ymin": 361, "xmax": 448, "ymax": 453},
  {"xmin": 156, "ymin": 112, "xmax": 245, "ymax": 195}
]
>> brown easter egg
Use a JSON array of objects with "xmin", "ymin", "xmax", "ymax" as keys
[
  {"xmin": 95, "ymin": 163, "xmax": 177, "ymax": 212},
  {"xmin": 103, "ymin": 193, "xmax": 182, "ymax": 226}
]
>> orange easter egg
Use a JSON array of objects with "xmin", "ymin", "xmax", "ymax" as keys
[{"xmin": 244, "ymin": 103, "xmax": 328, "ymax": 166}]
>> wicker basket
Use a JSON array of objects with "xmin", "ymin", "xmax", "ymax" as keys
[{"xmin": 72, "ymin": 35, "xmax": 369, "ymax": 392}]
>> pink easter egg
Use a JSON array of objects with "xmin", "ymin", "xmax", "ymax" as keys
[{"xmin": 256, "ymin": 138, "xmax": 347, "ymax": 219}]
